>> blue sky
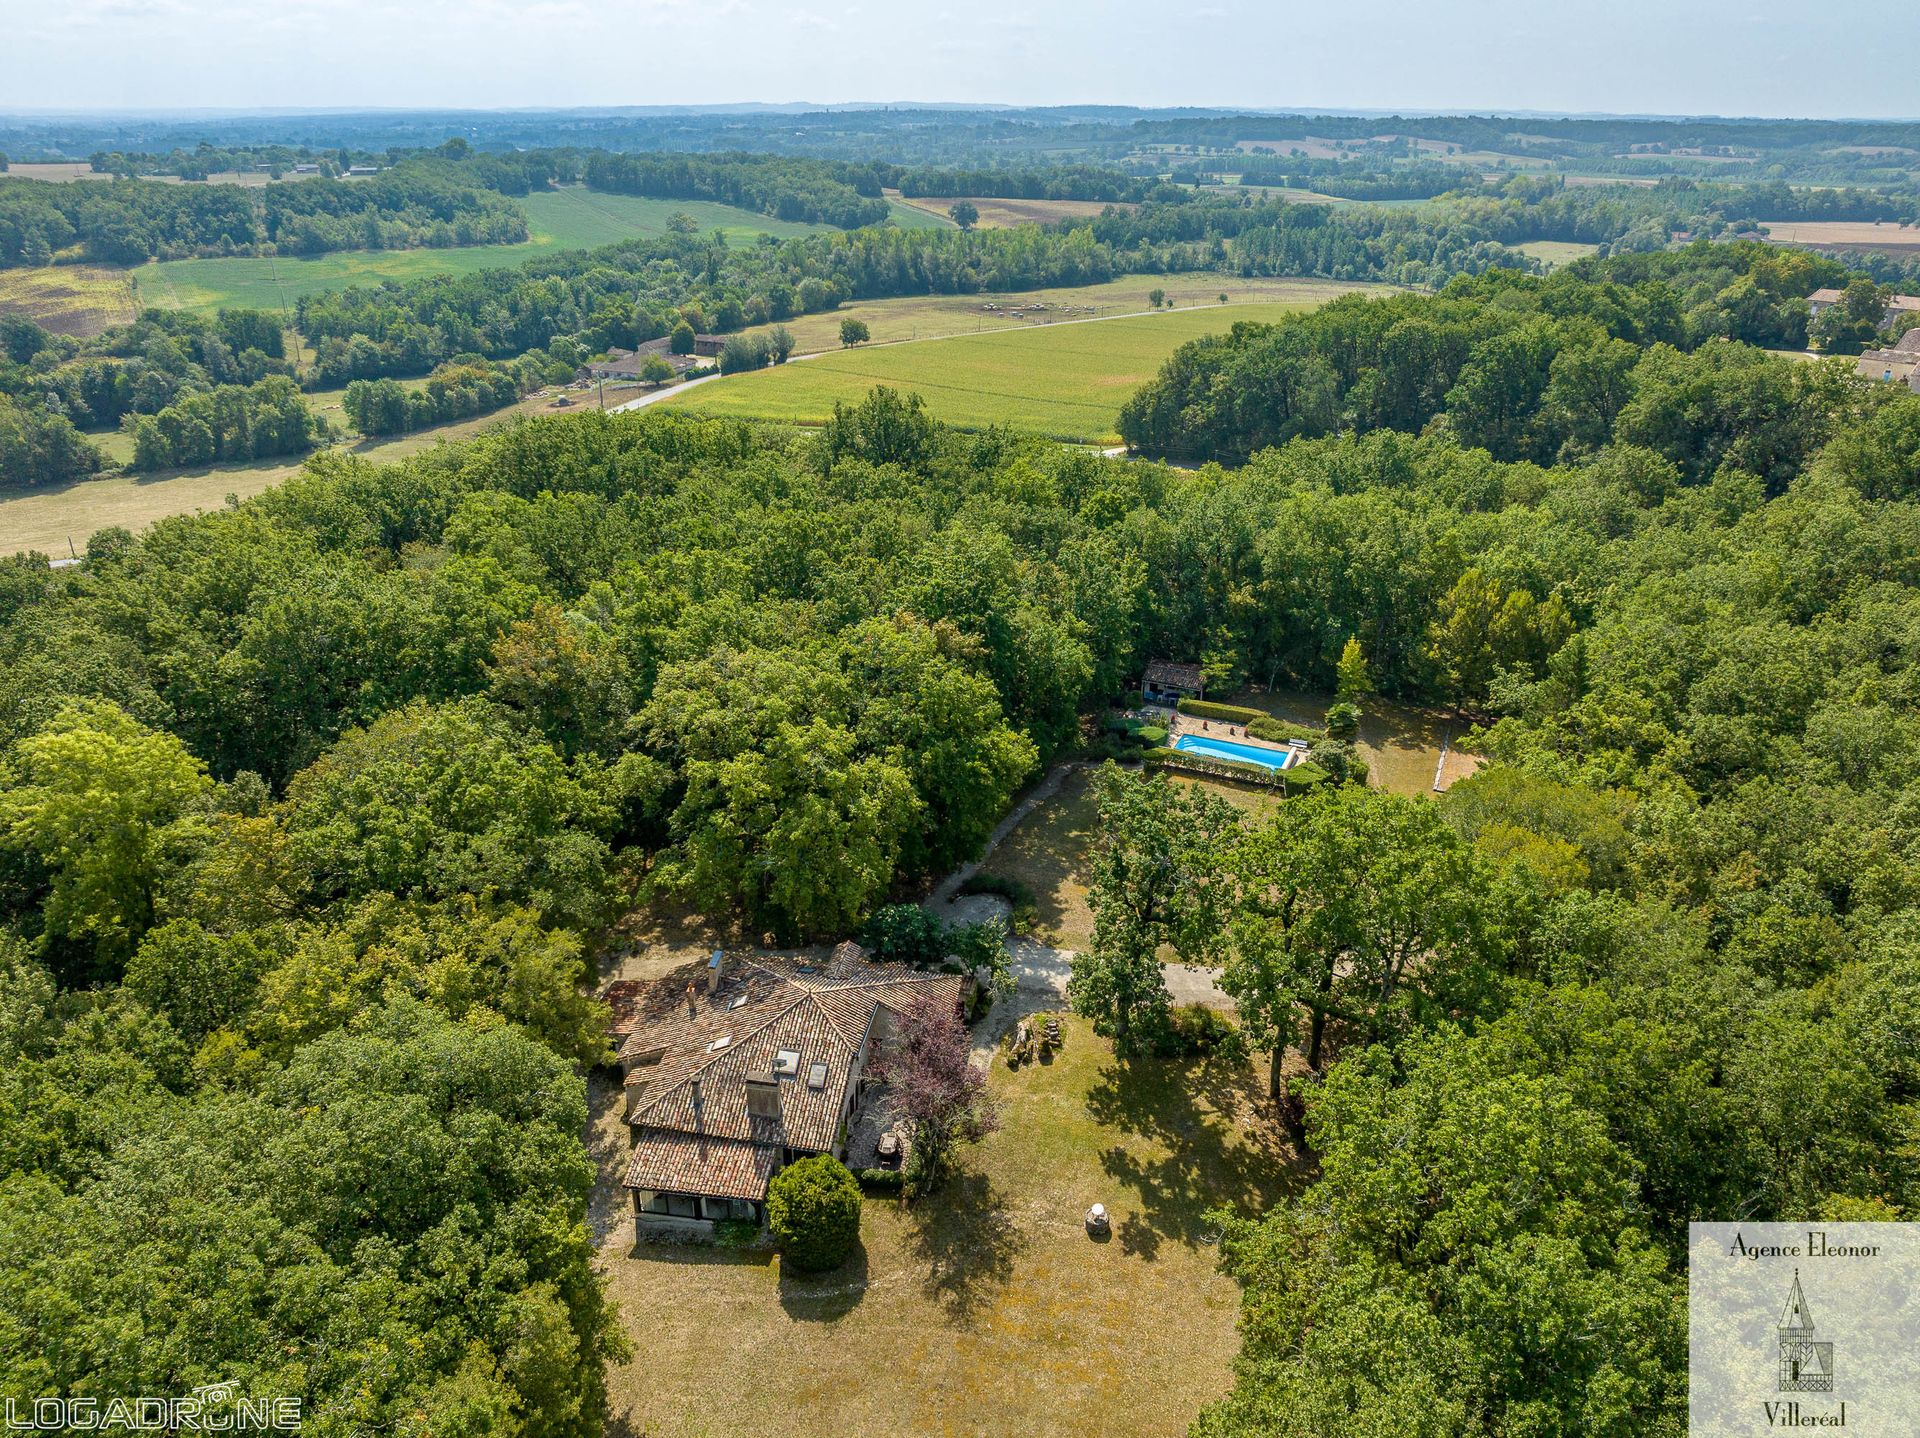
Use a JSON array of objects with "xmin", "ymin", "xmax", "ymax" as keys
[{"xmin": 2, "ymin": 0, "xmax": 1916, "ymax": 117}]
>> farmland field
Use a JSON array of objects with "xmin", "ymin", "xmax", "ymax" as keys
[
  {"xmin": 891, "ymin": 193, "xmax": 1133, "ymax": 227},
  {"xmin": 1758, "ymin": 219, "xmax": 1920, "ymax": 254},
  {"xmin": 662, "ymin": 297, "xmax": 1356, "ymax": 442},
  {"xmin": 136, "ymin": 188, "xmax": 832, "ymax": 317},
  {"xmin": 736, "ymin": 273, "xmax": 1378, "ymax": 357},
  {"xmin": 882, "ymin": 197, "xmax": 955, "ymax": 230},
  {"xmin": 0, "ymin": 264, "xmax": 139, "ymax": 337},
  {"xmin": 0, "ymin": 385, "xmax": 591, "ymax": 556}
]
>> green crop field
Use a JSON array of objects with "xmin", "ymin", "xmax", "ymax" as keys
[
  {"xmin": 135, "ymin": 189, "xmax": 832, "ymax": 317},
  {"xmin": 661, "ymin": 300, "xmax": 1341, "ymax": 443}
]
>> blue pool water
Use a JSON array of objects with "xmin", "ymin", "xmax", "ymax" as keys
[{"xmin": 1171, "ymin": 733, "xmax": 1299, "ymax": 772}]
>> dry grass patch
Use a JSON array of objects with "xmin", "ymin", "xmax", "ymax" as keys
[
  {"xmin": 0, "ymin": 264, "xmax": 138, "ymax": 337},
  {"xmin": 595, "ymin": 1014, "xmax": 1298, "ymax": 1438},
  {"xmin": 892, "ymin": 194, "xmax": 1135, "ymax": 228}
]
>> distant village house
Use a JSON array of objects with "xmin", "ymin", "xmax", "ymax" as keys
[
  {"xmin": 1855, "ymin": 327, "xmax": 1920, "ymax": 391},
  {"xmin": 580, "ymin": 339, "xmax": 694, "ymax": 382},
  {"xmin": 1807, "ymin": 288, "xmax": 1920, "ymax": 328}
]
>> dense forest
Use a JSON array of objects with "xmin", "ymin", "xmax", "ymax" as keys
[
  {"xmin": 1118, "ymin": 243, "xmax": 1868, "ymax": 467},
  {"xmin": 0, "ymin": 159, "xmax": 526, "ymax": 267},
  {"xmin": 5, "ymin": 242, "xmax": 1920, "ymax": 1430}
]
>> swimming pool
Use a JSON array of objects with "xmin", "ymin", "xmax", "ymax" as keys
[{"xmin": 1171, "ymin": 733, "xmax": 1300, "ymax": 772}]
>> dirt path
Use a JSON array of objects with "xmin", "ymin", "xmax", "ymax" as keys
[{"xmin": 925, "ymin": 760, "xmax": 1090, "ymax": 916}]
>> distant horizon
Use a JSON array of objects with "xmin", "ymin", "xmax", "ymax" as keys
[
  {"xmin": 5, "ymin": 102, "xmax": 1920, "ymax": 126},
  {"xmin": 7, "ymin": 0, "xmax": 1919, "ymax": 120}
]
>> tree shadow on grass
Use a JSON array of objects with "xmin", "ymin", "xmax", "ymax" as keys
[
  {"xmin": 777, "ymin": 1242, "xmax": 871, "ymax": 1322},
  {"xmin": 1084, "ymin": 1050, "xmax": 1308, "ymax": 1255},
  {"xmin": 904, "ymin": 1169, "xmax": 1026, "ymax": 1325}
]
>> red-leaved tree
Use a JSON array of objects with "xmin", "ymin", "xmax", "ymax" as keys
[{"xmin": 871, "ymin": 989, "xmax": 1000, "ymax": 1191}]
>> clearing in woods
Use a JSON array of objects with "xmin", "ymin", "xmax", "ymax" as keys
[
  {"xmin": 661, "ymin": 294, "xmax": 1369, "ymax": 442},
  {"xmin": 1516, "ymin": 239, "xmax": 1601, "ymax": 267}
]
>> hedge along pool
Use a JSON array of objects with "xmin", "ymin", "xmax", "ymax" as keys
[{"xmin": 1171, "ymin": 733, "xmax": 1301, "ymax": 772}]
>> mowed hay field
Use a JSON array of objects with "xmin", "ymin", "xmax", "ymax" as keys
[
  {"xmin": 1759, "ymin": 219, "xmax": 1920, "ymax": 254},
  {"xmin": 666, "ymin": 296, "xmax": 1364, "ymax": 442},
  {"xmin": 890, "ymin": 192, "xmax": 1135, "ymax": 227},
  {"xmin": 739, "ymin": 274, "xmax": 1377, "ymax": 357},
  {"xmin": 138, "ymin": 189, "xmax": 831, "ymax": 316}
]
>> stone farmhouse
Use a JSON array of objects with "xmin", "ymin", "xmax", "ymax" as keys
[{"xmin": 605, "ymin": 944, "xmax": 964, "ymax": 1235}]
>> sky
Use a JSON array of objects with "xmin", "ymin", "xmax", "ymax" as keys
[{"xmin": 2, "ymin": 0, "xmax": 1917, "ymax": 119}]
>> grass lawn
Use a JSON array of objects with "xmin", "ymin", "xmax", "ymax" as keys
[
  {"xmin": 975, "ymin": 766, "xmax": 1283, "ymax": 952},
  {"xmin": 1227, "ymin": 687, "xmax": 1482, "ymax": 796},
  {"xmin": 594, "ymin": 1014, "xmax": 1297, "ymax": 1438},
  {"xmin": 129, "ymin": 190, "xmax": 827, "ymax": 319},
  {"xmin": 664, "ymin": 295, "xmax": 1365, "ymax": 443}
]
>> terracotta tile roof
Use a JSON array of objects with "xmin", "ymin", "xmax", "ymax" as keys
[
  {"xmin": 616, "ymin": 952, "xmax": 964, "ymax": 1199},
  {"xmin": 1808, "ymin": 288, "xmax": 1844, "ymax": 305},
  {"xmin": 1894, "ymin": 328, "xmax": 1920, "ymax": 354},
  {"xmin": 625, "ymin": 1130, "xmax": 778, "ymax": 1200},
  {"xmin": 1143, "ymin": 659, "xmax": 1204, "ymax": 691}
]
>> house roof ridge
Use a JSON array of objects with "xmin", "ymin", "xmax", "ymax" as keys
[{"xmin": 626, "ymin": 990, "xmax": 811, "ymax": 1126}]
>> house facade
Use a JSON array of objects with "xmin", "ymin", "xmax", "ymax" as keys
[
  {"xmin": 608, "ymin": 944, "xmax": 963, "ymax": 1235},
  {"xmin": 580, "ymin": 337, "xmax": 694, "ymax": 382},
  {"xmin": 1808, "ymin": 287, "xmax": 1920, "ymax": 329},
  {"xmin": 1141, "ymin": 659, "xmax": 1205, "ymax": 706},
  {"xmin": 1856, "ymin": 327, "xmax": 1920, "ymax": 387}
]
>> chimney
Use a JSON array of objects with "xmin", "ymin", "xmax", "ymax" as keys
[
  {"xmin": 689, "ymin": 1077, "xmax": 704, "ymax": 1133},
  {"xmin": 707, "ymin": 948, "xmax": 726, "ymax": 996}
]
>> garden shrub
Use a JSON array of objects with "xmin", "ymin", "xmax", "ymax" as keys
[
  {"xmin": 856, "ymin": 1168, "xmax": 905, "ymax": 1193},
  {"xmin": 1158, "ymin": 1002, "xmax": 1248, "ymax": 1059},
  {"xmin": 714, "ymin": 1218, "xmax": 763, "ymax": 1247},
  {"xmin": 767, "ymin": 1154, "xmax": 862, "ymax": 1272},
  {"xmin": 1246, "ymin": 716, "xmax": 1317, "ymax": 744},
  {"xmin": 859, "ymin": 902, "xmax": 950, "ymax": 967},
  {"xmin": 1136, "ymin": 724, "xmax": 1169, "ymax": 745},
  {"xmin": 1324, "ymin": 700, "xmax": 1362, "ymax": 739},
  {"xmin": 1176, "ymin": 697, "xmax": 1269, "ymax": 725}
]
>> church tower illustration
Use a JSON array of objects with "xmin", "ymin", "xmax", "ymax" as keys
[{"xmin": 1778, "ymin": 1269, "xmax": 1834, "ymax": 1393}]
